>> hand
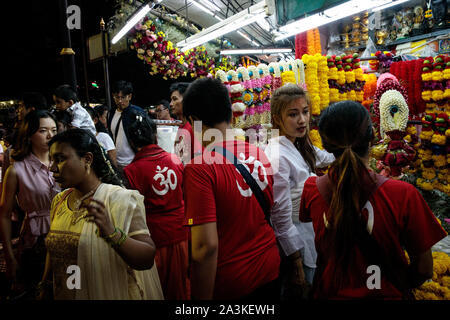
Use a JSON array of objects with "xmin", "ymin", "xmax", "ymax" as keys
[
  {"xmin": 291, "ymin": 257, "xmax": 307, "ymax": 286},
  {"xmin": 83, "ymin": 198, "xmax": 115, "ymax": 237}
]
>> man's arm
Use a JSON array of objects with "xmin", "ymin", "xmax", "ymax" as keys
[{"xmin": 190, "ymin": 222, "xmax": 218, "ymax": 300}]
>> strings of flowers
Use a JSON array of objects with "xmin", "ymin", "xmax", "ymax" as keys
[
  {"xmin": 302, "ymin": 54, "xmax": 321, "ymax": 116},
  {"xmin": 416, "ymin": 55, "xmax": 450, "ymax": 195},
  {"xmin": 130, "ymin": 17, "xmax": 215, "ymax": 80}
]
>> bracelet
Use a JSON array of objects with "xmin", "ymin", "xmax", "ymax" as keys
[
  {"xmin": 111, "ymin": 228, "xmax": 127, "ymax": 249},
  {"xmin": 103, "ymin": 227, "xmax": 119, "ymax": 240}
]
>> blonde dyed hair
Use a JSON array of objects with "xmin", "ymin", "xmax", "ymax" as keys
[{"xmin": 270, "ymin": 83, "xmax": 316, "ymax": 172}]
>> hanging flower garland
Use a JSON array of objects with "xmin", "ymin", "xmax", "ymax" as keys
[
  {"xmin": 313, "ymin": 28, "xmax": 321, "ymax": 55},
  {"xmin": 327, "ymin": 55, "xmax": 339, "ymax": 104},
  {"xmin": 257, "ymin": 63, "xmax": 272, "ymax": 125},
  {"xmin": 295, "ymin": 32, "xmax": 307, "ymax": 59},
  {"xmin": 317, "ymin": 55, "xmax": 330, "ymax": 111},
  {"xmin": 302, "ymin": 54, "xmax": 321, "ymax": 116},
  {"xmin": 130, "ymin": 17, "xmax": 216, "ymax": 80}
]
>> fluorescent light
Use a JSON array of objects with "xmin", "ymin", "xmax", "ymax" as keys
[
  {"xmin": 220, "ymin": 48, "xmax": 292, "ymax": 55},
  {"xmin": 179, "ymin": 11, "xmax": 266, "ymax": 51},
  {"xmin": 111, "ymin": 3, "xmax": 151, "ymax": 44},
  {"xmin": 237, "ymin": 31, "xmax": 260, "ymax": 47},
  {"xmin": 258, "ymin": 19, "xmax": 270, "ymax": 31},
  {"xmin": 274, "ymin": 0, "xmax": 401, "ymax": 41},
  {"xmin": 371, "ymin": 0, "xmax": 410, "ymax": 12},
  {"xmin": 177, "ymin": 1, "xmax": 267, "ymax": 51},
  {"xmin": 191, "ymin": 0, "xmax": 215, "ymax": 16}
]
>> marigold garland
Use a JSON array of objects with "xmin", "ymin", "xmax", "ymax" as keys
[{"xmin": 412, "ymin": 251, "xmax": 450, "ymax": 300}]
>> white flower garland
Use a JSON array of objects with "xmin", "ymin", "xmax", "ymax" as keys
[
  {"xmin": 258, "ymin": 63, "xmax": 270, "ymax": 77},
  {"xmin": 379, "ymin": 89, "xmax": 409, "ymax": 137},
  {"xmin": 237, "ymin": 66, "xmax": 250, "ymax": 81},
  {"xmin": 227, "ymin": 70, "xmax": 238, "ymax": 82},
  {"xmin": 268, "ymin": 62, "xmax": 281, "ymax": 77},
  {"xmin": 247, "ymin": 65, "xmax": 260, "ymax": 79},
  {"xmin": 215, "ymin": 70, "xmax": 227, "ymax": 83},
  {"xmin": 296, "ymin": 59, "xmax": 306, "ymax": 85}
]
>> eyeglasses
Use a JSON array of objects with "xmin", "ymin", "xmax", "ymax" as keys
[
  {"xmin": 156, "ymin": 107, "xmax": 168, "ymax": 113},
  {"xmin": 113, "ymin": 95, "xmax": 129, "ymax": 101}
]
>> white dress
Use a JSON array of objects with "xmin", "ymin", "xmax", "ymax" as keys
[{"xmin": 265, "ymin": 136, "xmax": 335, "ymax": 268}]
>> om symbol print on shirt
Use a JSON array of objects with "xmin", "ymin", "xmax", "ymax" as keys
[
  {"xmin": 235, "ymin": 153, "xmax": 268, "ymax": 197},
  {"xmin": 152, "ymin": 166, "xmax": 177, "ymax": 196}
]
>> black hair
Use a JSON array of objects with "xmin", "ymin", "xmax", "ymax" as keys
[
  {"xmin": 112, "ymin": 80, "xmax": 133, "ymax": 95},
  {"xmin": 182, "ymin": 78, "xmax": 232, "ymax": 127},
  {"xmin": 94, "ymin": 104, "xmax": 109, "ymax": 117},
  {"xmin": 21, "ymin": 92, "xmax": 48, "ymax": 111},
  {"xmin": 12, "ymin": 110, "xmax": 57, "ymax": 161},
  {"xmin": 318, "ymin": 100, "xmax": 375, "ymax": 292},
  {"xmin": 169, "ymin": 82, "xmax": 190, "ymax": 96},
  {"xmin": 49, "ymin": 128, "xmax": 123, "ymax": 186},
  {"xmin": 54, "ymin": 84, "xmax": 79, "ymax": 103},
  {"xmin": 156, "ymin": 99, "xmax": 170, "ymax": 109},
  {"xmin": 54, "ymin": 110, "xmax": 73, "ymax": 126},
  {"xmin": 124, "ymin": 111, "xmax": 157, "ymax": 149},
  {"xmin": 84, "ymin": 106, "xmax": 109, "ymax": 134}
]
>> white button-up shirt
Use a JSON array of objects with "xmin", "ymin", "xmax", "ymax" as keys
[{"xmin": 265, "ymin": 135, "xmax": 335, "ymax": 267}]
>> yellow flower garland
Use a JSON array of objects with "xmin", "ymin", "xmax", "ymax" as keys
[
  {"xmin": 310, "ymin": 129, "xmax": 323, "ymax": 149},
  {"xmin": 412, "ymin": 252, "xmax": 450, "ymax": 300},
  {"xmin": 302, "ymin": 54, "xmax": 321, "ymax": 116},
  {"xmin": 318, "ymin": 55, "xmax": 330, "ymax": 110}
]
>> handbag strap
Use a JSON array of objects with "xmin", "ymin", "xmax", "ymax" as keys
[{"xmin": 212, "ymin": 146, "xmax": 272, "ymax": 228}]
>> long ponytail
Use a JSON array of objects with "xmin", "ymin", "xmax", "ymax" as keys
[{"xmin": 318, "ymin": 101, "xmax": 375, "ymax": 291}]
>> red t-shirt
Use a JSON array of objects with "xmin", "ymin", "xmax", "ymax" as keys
[
  {"xmin": 183, "ymin": 140, "xmax": 280, "ymax": 299},
  {"xmin": 124, "ymin": 144, "xmax": 187, "ymax": 248},
  {"xmin": 174, "ymin": 121, "xmax": 203, "ymax": 165},
  {"xmin": 300, "ymin": 175, "xmax": 447, "ymax": 299}
]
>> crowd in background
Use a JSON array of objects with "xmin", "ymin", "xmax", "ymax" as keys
[{"xmin": 0, "ymin": 78, "xmax": 446, "ymax": 300}]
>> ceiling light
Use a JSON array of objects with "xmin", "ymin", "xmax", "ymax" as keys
[
  {"xmin": 274, "ymin": 0, "xmax": 409, "ymax": 41},
  {"xmin": 371, "ymin": 0, "xmax": 410, "ymax": 12},
  {"xmin": 237, "ymin": 31, "xmax": 260, "ymax": 47},
  {"xmin": 177, "ymin": 0, "xmax": 268, "ymax": 51},
  {"xmin": 220, "ymin": 48, "xmax": 292, "ymax": 55},
  {"xmin": 111, "ymin": 3, "xmax": 151, "ymax": 44}
]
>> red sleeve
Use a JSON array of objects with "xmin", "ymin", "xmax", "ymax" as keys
[
  {"xmin": 401, "ymin": 184, "xmax": 448, "ymax": 256},
  {"xmin": 299, "ymin": 176, "xmax": 317, "ymax": 223},
  {"xmin": 183, "ymin": 162, "xmax": 217, "ymax": 226},
  {"xmin": 123, "ymin": 165, "xmax": 137, "ymax": 190}
]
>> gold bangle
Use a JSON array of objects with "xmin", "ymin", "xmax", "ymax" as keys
[
  {"xmin": 111, "ymin": 228, "xmax": 127, "ymax": 249},
  {"xmin": 104, "ymin": 227, "xmax": 119, "ymax": 240}
]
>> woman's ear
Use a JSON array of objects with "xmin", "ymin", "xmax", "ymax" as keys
[{"xmin": 84, "ymin": 152, "xmax": 94, "ymax": 167}]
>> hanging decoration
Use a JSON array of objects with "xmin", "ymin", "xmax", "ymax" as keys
[{"xmin": 130, "ymin": 18, "xmax": 215, "ymax": 79}]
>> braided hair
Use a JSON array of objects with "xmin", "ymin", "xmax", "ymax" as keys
[{"xmin": 48, "ymin": 128, "xmax": 123, "ymax": 186}]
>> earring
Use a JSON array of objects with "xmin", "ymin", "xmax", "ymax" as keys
[{"xmin": 86, "ymin": 164, "xmax": 91, "ymax": 175}]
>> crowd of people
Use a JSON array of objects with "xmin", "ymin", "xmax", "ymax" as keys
[{"xmin": 0, "ymin": 77, "xmax": 446, "ymax": 300}]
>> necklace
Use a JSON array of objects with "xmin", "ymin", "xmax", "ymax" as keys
[{"xmin": 70, "ymin": 182, "xmax": 101, "ymax": 225}]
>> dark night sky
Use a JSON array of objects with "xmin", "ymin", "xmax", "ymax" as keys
[{"xmin": 0, "ymin": 0, "xmax": 187, "ymax": 108}]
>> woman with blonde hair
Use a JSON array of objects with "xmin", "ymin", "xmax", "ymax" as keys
[{"xmin": 264, "ymin": 83, "xmax": 334, "ymax": 299}]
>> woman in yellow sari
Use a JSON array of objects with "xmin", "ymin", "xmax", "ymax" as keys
[{"xmin": 39, "ymin": 128, "xmax": 163, "ymax": 300}]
